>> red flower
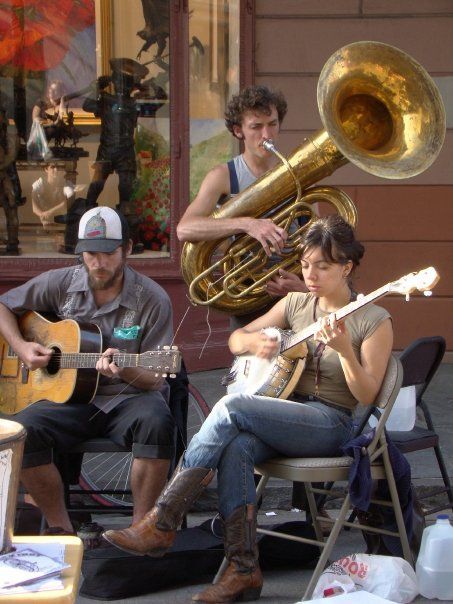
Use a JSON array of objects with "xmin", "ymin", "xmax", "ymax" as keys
[{"xmin": 0, "ymin": 0, "xmax": 95, "ymax": 72}]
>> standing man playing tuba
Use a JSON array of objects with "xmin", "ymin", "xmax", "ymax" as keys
[{"xmin": 177, "ymin": 85, "xmax": 306, "ymax": 328}]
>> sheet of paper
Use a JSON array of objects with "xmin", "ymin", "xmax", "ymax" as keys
[
  {"xmin": 12, "ymin": 542, "xmax": 66, "ymax": 564},
  {"xmin": 0, "ymin": 546, "xmax": 68, "ymax": 589},
  {"xmin": 0, "ymin": 449, "xmax": 12, "ymax": 549}
]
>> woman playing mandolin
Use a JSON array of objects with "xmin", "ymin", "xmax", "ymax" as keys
[{"xmin": 104, "ymin": 215, "xmax": 393, "ymax": 603}]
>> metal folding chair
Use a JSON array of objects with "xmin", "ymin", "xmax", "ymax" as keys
[
  {"xmin": 214, "ymin": 354, "xmax": 412, "ymax": 601},
  {"xmin": 388, "ymin": 336, "xmax": 452, "ymax": 516}
]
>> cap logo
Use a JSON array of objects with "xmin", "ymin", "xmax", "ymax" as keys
[{"xmin": 84, "ymin": 212, "xmax": 106, "ymax": 240}]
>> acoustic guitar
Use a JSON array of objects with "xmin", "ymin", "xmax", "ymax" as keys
[
  {"xmin": 222, "ymin": 267, "xmax": 440, "ymax": 400},
  {"xmin": 0, "ymin": 311, "xmax": 181, "ymax": 414}
]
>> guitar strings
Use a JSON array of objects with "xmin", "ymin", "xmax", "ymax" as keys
[
  {"xmin": 198, "ymin": 252, "xmax": 259, "ymax": 359},
  {"xmin": 170, "ymin": 304, "xmax": 191, "ymax": 348},
  {"xmin": 88, "ymin": 367, "xmax": 149, "ymax": 421},
  {"xmin": 89, "ymin": 303, "xmax": 193, "ymax": 420}
]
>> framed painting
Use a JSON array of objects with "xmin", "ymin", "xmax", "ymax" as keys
[{"xmin": 0, "ymin": 0, "xmax": 113, "ymax": 130}]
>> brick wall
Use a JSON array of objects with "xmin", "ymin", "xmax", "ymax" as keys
[{"xmin": 254, "ymin": 0, "xmax": 453, "ymax": 356}]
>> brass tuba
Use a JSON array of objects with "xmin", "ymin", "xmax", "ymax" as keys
[{"xmin": 181, "ymin": 41, "xmax": 446, "ymax": 316}]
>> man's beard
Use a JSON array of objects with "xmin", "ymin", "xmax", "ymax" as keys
[{"xmin": 85, "ymin": 262, "xmax": 124, "ymax": 290}]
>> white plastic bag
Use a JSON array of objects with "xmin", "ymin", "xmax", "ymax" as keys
[
  {"xmin": 27, "ymin": 119, "xmax": 53, "ymax": 161},
  {"xmin": 310, "ymin": 560, "xmax": 356, "ymax": 598},
  {"xmin": 312, "ymin": 554, "xmax": 418, "ymax": 603}
]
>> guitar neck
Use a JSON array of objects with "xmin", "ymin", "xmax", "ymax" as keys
[
  {"xmin": 59, "ymin": 353, "xmax": 140, "ymax": 369},
  {"xmin": 283, "ymin": 284, "xmax": 391, "ymax": 353}
]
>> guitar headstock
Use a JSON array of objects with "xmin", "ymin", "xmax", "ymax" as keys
[
  {"xmin": 389, "ymin": 267, "xmax": 440, "ymax": 296},
  {"xmin": 138, "ymin": 346, "xmax": 181, "ymax": 377}
]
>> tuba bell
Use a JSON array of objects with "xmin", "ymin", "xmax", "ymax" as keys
[{"xmin": 181, "ymin": 41, "xmax": 446, "ymax": 316}]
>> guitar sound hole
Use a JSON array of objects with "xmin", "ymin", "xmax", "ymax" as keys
[{"xmin": 46, "ymin": 348, "xmax": 61, "ymax": 375}]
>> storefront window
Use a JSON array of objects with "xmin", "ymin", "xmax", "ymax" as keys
[
  {"xmin": 189, "ymin": 0, "xmax": 240, "ymax": 201},
  {"xmin": 0, "ymin": 0, "xmax": 171, "ymax": 258}
]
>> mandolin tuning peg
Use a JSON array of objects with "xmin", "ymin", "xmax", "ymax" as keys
[
  {"xmin": 161, "ymin": 372, "xmax": 167, "ymax": 378},
  {"xmin": 169, "ymin": 373, "xmax": 176, "ymax": 378},
  {"xmin": 163, "ymin": 345, "xmax": 170, "ymax": 350}
]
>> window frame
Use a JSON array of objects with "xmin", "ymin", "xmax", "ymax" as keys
[{"xmin": 0, "ymin": 0, "xmax": 253, "ymax": 286}]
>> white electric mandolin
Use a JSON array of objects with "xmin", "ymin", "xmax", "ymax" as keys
[{"xmin": 222, "ymin": 267, "xmax": 440, "ymax": 399}]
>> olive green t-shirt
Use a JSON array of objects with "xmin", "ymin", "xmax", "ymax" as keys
[{"xmin": 284, "ymin": 292, "xmax": 391, "ymax": 410}]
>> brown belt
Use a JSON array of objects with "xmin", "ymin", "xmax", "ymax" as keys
[{"xmin": 291, "ymin": 394, "xmax": 352, "ymax": 417}]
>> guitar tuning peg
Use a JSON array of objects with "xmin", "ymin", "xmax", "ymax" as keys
[
  {"xmin": 162, "ymin": 372, "xmax": 167, "ymax": 378},
  {"xmin": 405, "ymin": 293, "xmax": 410, "ymax": 302},
  {"xmin": 163, "ymin": 345, "xmax": 170, "ymax": 350},
  {"xmin": 169, "ymin": 373, "xmax": 176, "ymax": 378},
  {"xmin": 423, "ymin": 290, "xmax": 433, "ymax": 297}
]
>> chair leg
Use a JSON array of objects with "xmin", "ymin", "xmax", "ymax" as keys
[
  {"xmin": 433, "ymin": 445, "xmax": 453, "ymax": 512},
  {"xmin": 304, "ymin": 482, "xmax": 325, "ymax": 544},
  {"xmin": 382, "ymin": 450, "xmax": 413, "ymax": 566},
  {"xmin": 255, "ymin": 473, "xmax": 269, "ymax": 502},
  {"xmin": 302, "ymin": 494, "xmax": 352, "ymax": 601}
]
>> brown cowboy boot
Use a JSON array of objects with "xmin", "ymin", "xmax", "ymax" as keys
[
  {"xmin": 192, "ymin": 504, "xmax": 263, "ymax": 603},
  {"xmin": 103, "ymin": 459, "xmax": 214, "ymax": 556}
]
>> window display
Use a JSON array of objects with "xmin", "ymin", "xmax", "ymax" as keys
[{"xmin": 0, "ymin": 0, "xmax": 239, "ymax": 260}]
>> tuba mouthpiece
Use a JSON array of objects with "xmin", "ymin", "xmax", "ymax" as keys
[{"xmin": 261, "ymin": 139, "xmax": 277, "ymax": 153}]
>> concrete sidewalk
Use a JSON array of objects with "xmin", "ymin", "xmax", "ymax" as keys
[{"xmin": 76, "ymin": 363, "xmax": 453, "ymax": 603}]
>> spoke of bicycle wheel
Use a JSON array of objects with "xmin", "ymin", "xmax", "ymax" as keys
[
  {"xmin": 84, "ymin": 453, "xmax": 132, "ymax": 487},
  {"xmin": 83, "ymin": 452, "xmax": 123, "ymax": 475},
  {"xmin": 111, "ymin": 453, "xmax": 133, "ymax": 501},
  {"xmin": 96, "ymin": 453, "xmax": 133, "ymax": 491}
]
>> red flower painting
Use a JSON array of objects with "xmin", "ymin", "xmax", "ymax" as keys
[{"xmin": 0, "ymin": 0, "xmax": 95, "ymax": 73}]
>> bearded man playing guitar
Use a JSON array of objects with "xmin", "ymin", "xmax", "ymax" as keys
[{"xmin": 0, "ymin": 206, "xmax": 176, "ymax": 537}]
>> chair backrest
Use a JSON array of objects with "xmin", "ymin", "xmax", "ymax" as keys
[
  {"xmin": 353, "ymin": 354, "xmax": 403, "ymax": 438},
  {"xmin": 363, "ymin": 354, "xmax": 403, "ymax": 452},
  {"xmin": 374, "ymin": 354, "xmax": 404, "ymax": 411},
  {"xmin": 399, "ymin": 336, "xmax": 446, "ymax": 404}
]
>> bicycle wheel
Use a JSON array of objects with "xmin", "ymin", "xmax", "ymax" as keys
[
  {"xmin": 186, "ymin": 383, "xmax": 211, "ymax": 445},
  {"xmin": 78, "ymin": 383, "xmax": 211, "ymax": 508}
]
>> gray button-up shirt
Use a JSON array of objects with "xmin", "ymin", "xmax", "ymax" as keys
[{"xmin": 0, "ymin": 264, "xmax": 173, "ymax": 410}]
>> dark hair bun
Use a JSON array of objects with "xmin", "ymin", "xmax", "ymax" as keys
[{"xmin": 301, "ymin": 215, "xmax": 364, "ymax": 269}]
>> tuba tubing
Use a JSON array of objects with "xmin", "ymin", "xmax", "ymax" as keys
[{"xmin": 182, "ymin": 131, "xmax": 354, "ymax": 315}]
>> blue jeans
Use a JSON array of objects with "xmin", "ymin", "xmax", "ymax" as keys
[{"xmin": 184, "ymin": 393, "xmax": 354, "ymax": 518}]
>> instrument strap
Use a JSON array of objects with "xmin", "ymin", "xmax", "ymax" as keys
[
  {"xmin": 312, "ymin": 290, "xmax": 356, "ymax": 396},
  {"xmin": 312, "ymin": 299, "xmax": 326, "ymax": 397}
]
